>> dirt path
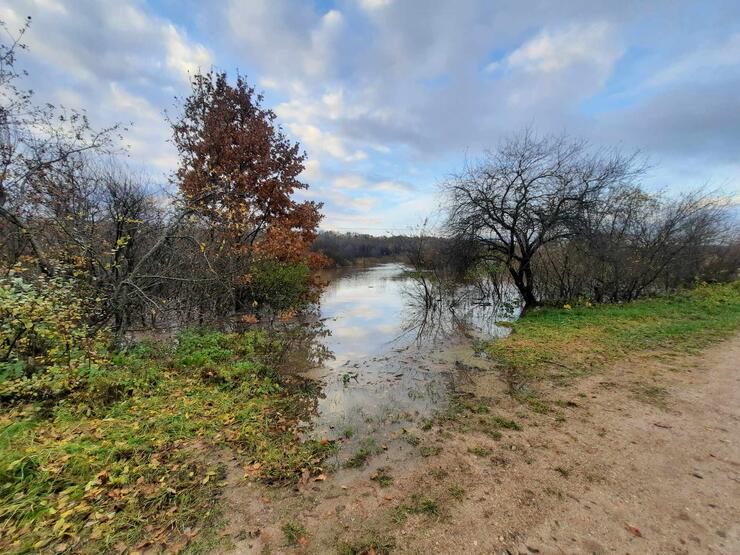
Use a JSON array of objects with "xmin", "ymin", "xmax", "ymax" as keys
[
  {"xmin": 504, "ymin": 336, "xmax": 740, "ymax": 555},
  {"xmin": 214, "ymin": 335, "xmax": 740, "ymax": 554}
]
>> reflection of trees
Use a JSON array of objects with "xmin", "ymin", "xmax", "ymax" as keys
[
  {"xmin": 236, "ymin": 305, "xmax": 335, "ymax": 373},
  {"xmin": 399, "ymin": 276, "xmax": 519, "ymax": 344}
]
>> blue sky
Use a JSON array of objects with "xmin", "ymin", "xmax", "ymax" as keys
[{"xmin": 3, "ymin": 0, "xmax": 739, "ymax": 233}]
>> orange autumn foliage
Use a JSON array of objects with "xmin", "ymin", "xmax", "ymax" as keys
[{"xmin": 172, "ymin": 71, "xmax": 324, "ymax": 269}]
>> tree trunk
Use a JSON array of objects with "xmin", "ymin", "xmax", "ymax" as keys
[{"xmin": 510, "ymin": 266, "xmax": 539, "ymax": 312}]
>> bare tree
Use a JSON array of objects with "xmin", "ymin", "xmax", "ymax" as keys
[
  {"xmin": 444, "ymin": 129, "xmax": 644, "ymax": 310},
  {"xmin": 0, "ymin": 18, "xmax": 119, "ymax": 276}
]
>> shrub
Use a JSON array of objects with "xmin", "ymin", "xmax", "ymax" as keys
[
  {"xmin": 0, "ymin": 274, "xmax": 109, "ymax": 403},
  {"xmin": 247, "ymin": 260, "xmax": 312, "ymax": 313}
]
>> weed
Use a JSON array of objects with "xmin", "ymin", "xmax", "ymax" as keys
[
  {"xmin": 403, "ymin": 432, "xmax": 421, "ymax": 446},
  {"xmin": 392, "ymin": 494, "xmax": 440, "ymax": 523},
  {"xmin": 345, "ymin": 438, "xmax": 380, "ymax": 468},
  {"xmin": 0, "ymin": 329, "xmax": 336, "ymax": 554},
  {"xmin": 419, "ymin": 444, "xmax": 442, "ymax": 457},
  {"xmin": 518, "ymin": 393, "xmax": 550, "ymax": 414},
  {"xmin": 630, "ymin": 383, "xmax": 669, "ymax": 407},
  {"xmin": 429, "ymin": 467, "xmax": 448, "ymax": 480},
  {"xmin": 543, "ymin": 486, "xmax": 563, "ymax": 499},
  {"xmin": 469, "ymin": 446, "xmax": 492, "ymax": 457},
  {"xmin": 489, "ymin": 415, "xmax": 522, "ymax": 430},
  {"xmin": 342, "ymin": 427, "xmax": 355, "ymax": 439},
  {"xmin": 447, "ymin": 484, "xmax": 465, "ymax": 500},
  {"xmin": 338, "ymin": 534, "xmax": 395, "ymax": 555},
  {"xmin": 281, "ymin": 521, "xmax": 307, "ymax": 546},
  {"xmin": 554, "ymin": 466, "xmax": 570, "ymax": 478},
  {"xmin": 370, "ymin": 466, "xmax": 393, "ymax": 487}
]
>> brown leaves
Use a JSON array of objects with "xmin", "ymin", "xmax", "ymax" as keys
[
  {"xmin": 625, "ymin": 524, "xmax": 643, "ymax": 537},
  {"xmin": 172, "ymin": 70, "xmax": 324, "ymax": 268}
]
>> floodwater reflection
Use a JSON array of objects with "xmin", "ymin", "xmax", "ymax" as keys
[{"xmin": 299, "ymin": 263, "xmax": 518, "ymax": 439}]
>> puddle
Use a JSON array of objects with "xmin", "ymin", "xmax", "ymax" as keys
[{"xmin": 299, "ymin": 263, "xmax": 518, "ymax": 441}]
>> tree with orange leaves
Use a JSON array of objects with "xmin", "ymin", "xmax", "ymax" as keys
[
  {"xmin": 172, "ymin": 71, "xmax": 323, "ymax": 263},
  {"xmin": 171, "ymin": 71, "xmax": 326, "ymax": 312}
]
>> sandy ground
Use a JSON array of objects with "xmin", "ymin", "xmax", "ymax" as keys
[{"xmin": 213, "ymin": 335, "xmax": 740, "ymax": 554}]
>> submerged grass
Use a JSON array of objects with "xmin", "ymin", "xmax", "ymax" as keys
[
  {"xmin": 486, "ymin": 282, "xmax": 740, "ymax": 379},
  {"xmin": 0, "ymin": 330, "xmax": 336, "ymax": 554}
]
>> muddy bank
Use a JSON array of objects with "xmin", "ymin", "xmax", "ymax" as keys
[{"xmin": 213, "ymin": 334, "xmax": 740, "ymax": 554}]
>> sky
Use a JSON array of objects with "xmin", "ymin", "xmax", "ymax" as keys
[{"xmin": 2, "ymin": 0, "xmax": 740, "ymax": 233}]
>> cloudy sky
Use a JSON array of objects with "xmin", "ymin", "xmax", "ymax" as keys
[{"xmin": 3, "ymin": 0, "xmax": 739, "ymax": 232}]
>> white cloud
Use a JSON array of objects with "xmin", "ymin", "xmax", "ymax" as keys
[
  {"xmin": 505, "ymin": 22, "xmax": 621, "ymax": 75},
  {"xmin": 107, "ymin": 84, "xmax": 176, "ymax": 171},
  {"xmin": 9, "ymin": 0, "xmax": 740, "ymax": 232},
  {"xmin": 372, "ymin": 180, "xmax": 412, "ymax": 194},
  {"xmin": 359, "ymin": 0, "xmax": 394, "ymax": 11},
  {"xmin": 288, "ymin": 123, "xmax": 367, "ymax": 162},
  {"xmin": 300, "ymin": 159, "xmax": 323, "ymax": 182},
  {"xmin": 648, "ymin": 33, "xmax": 740, "ymax": 88},
  {"xmin": 163, "ymin": 24, "xmax": 212, "ymax": 82},
  {"xmin": 333, "ymin": 174, "xmax": 367, "ymax": 189},
  {"xmin": 4, "ymin": 0, "xmax": 213, "ymax": 177}
]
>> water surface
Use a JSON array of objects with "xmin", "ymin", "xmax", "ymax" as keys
[{"xmin": 301, "ymin": 262, "xmax": 516, "ymax": 438}]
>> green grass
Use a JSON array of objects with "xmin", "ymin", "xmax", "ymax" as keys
[
  {"xmin": 447, "ymin": 484, "xmax": 465, "ymax": 501},
  {"xmin": 487, "ymin": 282, "xmax": 740, "ymax": 379},
  {"xmin": 468, "ymin": 446, "xmax": 492, "ymax": 457},
  {"xmin": 391, "ymin": 494, "xmax": 440, "ymax": 523},
  {"xmin": 344, "ymin": 438, "xmax": 380, "ymax": 468},
  {"xmin": 488, "ymin": 415, "xmax": 522, "ymax": 430},
  {"xmin": 370, "ymin": 467, "xmax": 394, "ymax": 487},
  {"xmin": 281, "ymin": 521, "xmax": 307, "ymax": 546},
  {"xmin": 338, "ymin": 534, "xmax": 395, "ymax": 555},
  {"xmin": 0, "ymin": 330, "xmax": 336, "ymax": 554}
]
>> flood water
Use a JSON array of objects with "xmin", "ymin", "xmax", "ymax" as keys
[{"xmin": 300, "ymin": 262, "xmax": 517, "ymax": 440}]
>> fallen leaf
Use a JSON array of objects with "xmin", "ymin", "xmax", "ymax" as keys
[{"xmin": 625, "ymin": 524, "xmax": 642, "ymax": 537}]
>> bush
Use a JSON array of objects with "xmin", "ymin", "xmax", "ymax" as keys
[
  {"xmin": 0, "ymin": 274, "xmax": 109, "ymax": 403},
  {"xmin": 247, "ymin": 260, "xmax": 312, "ymax": 313}
]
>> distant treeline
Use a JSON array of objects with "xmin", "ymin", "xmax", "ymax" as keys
[{"xmin": 312, "ymin": 231, "xmax": 440, "ymax": 265}]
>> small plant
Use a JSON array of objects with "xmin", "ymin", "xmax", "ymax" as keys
[
  {"xmin": 403, "ymin": 432, "xmax": 420, "ymax": 446},
  {"xmin": 469, "ymin": 446, "xmax": 492, "ymax": 457},
  {"xmin": 523, "ymin": 395, "xmax": 550, "ymax": 414},
  {"xmin": 370, "ymin": 467, "xmax": 393, "ymax": 487},
  {"xmin": 338, "ymin": 534, "xmax": 395, "ymax": 555},
  {"xmin": 448, "ymin": 484, "xmax": 465, "ymax": 501},
  {"xmin": 341, "ymin": 372, "xmax": 359, "ymax": 386},
  {"xmin": 490, "ymin": 415, "xmax": 522, "ymax": 430},
  {"xmin": 554, "ymin": 466, "xmax": 570, "ymax": 478},
  {"xmin": 419, "ymin": 444, "xmax": 442, "ymax": 457},
  {"xmin": 342, "ymin": 427, "xmax": 355, "ymax": 439},
  {"xmin": 345, "ymin": 438, "xmax": 379, "ymax": 468},
  {"xmin": 429, "ymin": 467, "xmax": 448, "ymax": 480},
  {"xmin": 282, "ymin": 521, "xmax": 307, "ymax": 546},
  {"xmin": 393, "ymin": 494, "xmax": 440, "ymax": 522}
]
